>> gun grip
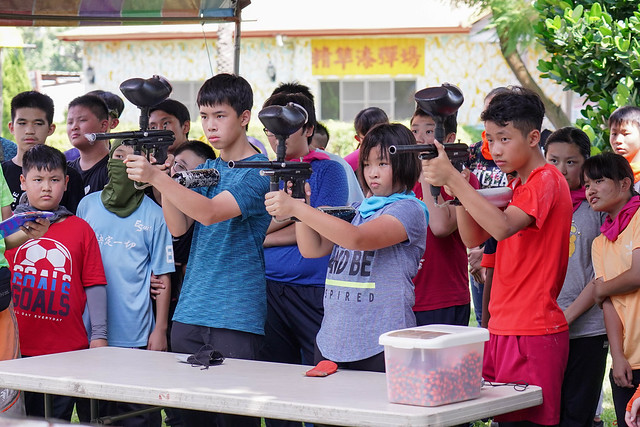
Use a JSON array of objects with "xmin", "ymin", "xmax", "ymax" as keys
[
  {"xmin": 290, "ymin": 180, "xmax": 307, "ymax": 200},
  {"xmin": 430, "ymin": 184, "xmax": 441, "ymax": 202}
]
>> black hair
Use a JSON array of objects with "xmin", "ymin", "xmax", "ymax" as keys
[
  {"xmin": 411, "ymin": 107, "xmax": 458, "ymax": 137},
  {"xmin": 174, "ymin": 140, "xmax": 216, "ymax": 161},
  {"xmin": 86, "ymin": 90, "xmax": 125, "ymax": 119},
  {"xmin": 197, "ymin": 73, "xmax": 253, "ymax": 117},
  {"xmin": 481, "ymin": 86, "xmax": 545, "ymax": 137},
  {"xmin": 609, "ymin": 106, "xmax": 640, "ymax": 132},
  {"xmin": 544, "ymin": 127, "xmax": 591, "ymax": 160},
  {"xmin": 358, "ymin": 123, "xmax": 421, "ymax": 195},
  {"xmin": 150, "ymin": 99, "xmax": 191, "ymax": 125},
  {"xmin": 68, "ymin": 94, "xmax": 109, "ymax": 121},
  {"xmin": 582, "ymin": 152, "xmax": 635, "ymax": 196},
  {"xmin": 313, "ymin": 122, "xmax": 330, "ymax": 149},
  {"xmin": 11, "ymin": 91, "xmax": 55, "ymax": 125},
  {"xmin": 22, "ymin": 144, "xmax": 67, "ymax": 176},
  {"xmin": 354, "ymin": 107, "xmax": 389, "ymax": 137},
  {"xmin": 271, "ymin": 82, "xmax": 315, "ymax": 103},
  {"xmin": 484, "ymin": 87, "xmax": 510, "ymax": 103},
  {"xmin": 263, "ymin": 92, "xmax": 316, "ymax": 143}
]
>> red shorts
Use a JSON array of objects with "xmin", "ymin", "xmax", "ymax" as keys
[{"xmin": 482, "ymin": 331, "xmax": 569, "ymax": 425}]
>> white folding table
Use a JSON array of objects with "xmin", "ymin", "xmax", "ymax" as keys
[{"xmin": 0, "ymin": 347, "xmax": 542, "ymax": 426}]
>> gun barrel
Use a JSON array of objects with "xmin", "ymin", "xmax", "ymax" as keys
[
  {"xmin": 388, "ymin": 144, "xmax": 435, "ymax": 155},
  {"xmin": 85, "ymin": 129, "xmax": 174, "ymax": 142},
  {"xmin": 228, "ymin": 160, "xmax": 312, "ymax": 170}
]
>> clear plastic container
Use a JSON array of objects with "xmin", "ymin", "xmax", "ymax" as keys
[{"xmin": 379, "ymin": 324, "xmax": 490, "ymax": 407}]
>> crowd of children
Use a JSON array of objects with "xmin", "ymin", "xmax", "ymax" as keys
[{"xmin": 2, "ymin": 75, "xmax": 640, "ymax": 427}]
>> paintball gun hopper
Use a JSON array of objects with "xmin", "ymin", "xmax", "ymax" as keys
[
  {"xmin": 258, "ymin": 103, "xmax": 308, "ymax": 137},
  {"xmin": 413, "ymin": 83, "xmax": 465, "ymax": 202},
  {"xmin": 230, "ymin": 102, "xmax": 312, "ymax": 199},
  {"xmin": 85, "ymin": 75, "xmax": 175, "ymax": 166}
]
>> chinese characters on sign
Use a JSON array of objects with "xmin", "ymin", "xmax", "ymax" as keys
[{"xmin": 311, "ymin": 38, "xmax": 425, "ymax": 76}]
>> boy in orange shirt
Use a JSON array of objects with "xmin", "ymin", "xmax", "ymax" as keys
[{"xmin": 422, "ymin": 86, "xmax": 572, "ymax": 425}]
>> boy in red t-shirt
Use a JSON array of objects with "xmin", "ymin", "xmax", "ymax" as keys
[
  {"xmin": 7, "ymin": 144, "xmax": 107, "ymax": 421},
  {"xmin": 422, "ymin": 86, "xmax": 572, "ymax": 425}
]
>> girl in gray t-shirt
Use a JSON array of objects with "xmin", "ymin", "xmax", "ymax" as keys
[{"xmin": 265, "ymin": 123, "xmax": 428, "ymax": 372}]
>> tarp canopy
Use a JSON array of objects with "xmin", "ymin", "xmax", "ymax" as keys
[{"xmin": 0, "ymin": 0, "xmax": 249, "ymax": 26}]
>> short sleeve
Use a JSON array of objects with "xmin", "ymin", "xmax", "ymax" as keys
[
  {"xmin": 149, "ymin": 208, "xmax": 175, "ymax": 276},
  {"xmin": 510, "ymin": 166, "xmax": 562, "ymax": 231}
]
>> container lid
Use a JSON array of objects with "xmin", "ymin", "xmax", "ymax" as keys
[{"xmin": 379, "ymin": 324, "xmax": 490, "ymax": 349}]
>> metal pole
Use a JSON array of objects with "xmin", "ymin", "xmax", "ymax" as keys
[{"xmin": 234, "ymin": 11, "xmax": 241, "ymax": 74}]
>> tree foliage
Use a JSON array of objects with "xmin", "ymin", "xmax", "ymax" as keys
[
  {"xmin": 19, "ymin": 27, "xmax": 82, "ymax": 72},
  {"xmin": 2, "ymin": 49, "xmax": 31, "ymax": 139},
  {"xmin": 452, "ymin": 0, "xmax": 571, "ymax": 128},
  {"xmin": 535, "ymin": 0, "xmax": 640, "ymax": 150}
]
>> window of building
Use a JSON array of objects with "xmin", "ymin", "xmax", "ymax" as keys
[{"xmin": 319, "ymin": 80, "xmax": 416, "ymax": 121}]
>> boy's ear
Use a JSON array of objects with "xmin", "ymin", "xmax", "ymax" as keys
[
  {"xmin": 182, "ymin": 120, "xmax": 191, "ymax": 136},
  {"xmin": 110, "ymin": 118, "xmax": 120, "ymax": 130},
  {"xmin": 527, "ymin": 129, "xmax": 541, "ymax": 148},
  {"xmin": 445, "ymin": 132, "xmax": 457, "ymax": 143},
  {"xmin": 304, "ymin": 125, "xmax": 314, "ymax": 138},
  {"xmin": 239, "ymin": 110, "xmax": 251, "ymax": 127},
  {"xmin": 100, "ymin": 119, "xmax": 109, "ymax": 132},
  {"xmin": 8, "ymin": 121, "xmax": 14, "ymax": 135},
  {"xmin": 47, "ymin": 123, "xmax": 56, "ymax": 136},
  {"xmin": 19, "ymin": 174, "xmax": 25, "ymax": 191},
  {"xmin": 63, "ymin": 174, "xmax": 69, "ymax": 191}
]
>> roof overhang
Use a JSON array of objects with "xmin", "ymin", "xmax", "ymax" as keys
[{"xmin": 0, "ymin": 0, "xmax": 250, "ymax": 26}]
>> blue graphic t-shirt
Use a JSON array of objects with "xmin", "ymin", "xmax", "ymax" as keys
[
  {"xmin": 77, "ymin": 194, "xmax": 175, "ymax": 348},
  {"xmin": 173, "ymin": 155, "xmax": 271, "ymax": 335},
  {"xmin": 315, "ymin": 198, "xmax": 427, "ymax": 362}
]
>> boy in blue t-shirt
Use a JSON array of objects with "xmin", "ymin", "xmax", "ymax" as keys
[
  {"xmin": 125, "ymin": 73, "xmax": 270, "ymax": 427},
  {"xmin": 77, "ymin": 140, "xmax": 174, "ymax": 427}
]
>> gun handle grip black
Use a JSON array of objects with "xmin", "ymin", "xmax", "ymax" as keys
[
  {"xmin": 270, "ymin": 180, "xmax": 279, "ymax": 192},
  {"xmin": 430, "ymin": 184, "xmax": 441, "ymax": 201},
  {"xmin": 290, "ymin": 180, "xmax": 307, "ymax": 200}
]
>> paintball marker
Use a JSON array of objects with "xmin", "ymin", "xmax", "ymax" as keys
[
  {"xmin": 85, "ymin": 75, "xmax": 175, "ymax": 165},
  {"xmin": 228, "ymin": 102, "xmax": 312, "ymax": 200},
  {"xmin": 391, "ymin": 83, "xmax": 467, "ymax": 203}
]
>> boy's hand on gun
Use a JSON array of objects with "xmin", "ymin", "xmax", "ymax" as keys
[
  {"xmin": 421, "ymin": 141, "xmax": 457, "ymax": 186},
  {"xmin": 421, "ymin": 141, "xmax": 470, "ymax": 199},
  {"xmin": 22, "ymin": 218, "xmax": 50, "ymax": 240},
  {"xmin": 124, "ymin": 153, "xmax": 173, "ymax": 185}
]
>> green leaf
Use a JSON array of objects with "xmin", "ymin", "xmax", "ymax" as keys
[
  {"xmin": 582, "ymin": 124, "xmax": 597, "ymax": 143},
  {"xmin": 599, "ymin": 26, "xmax": 612, "ymax": 36},
  {"xmin": 615, "ymin": 35, "xmax": 631, "ymax": 52},
  {"xmin": 571, "ymin": 4, "xmax": 583, "ymax": 21}
]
